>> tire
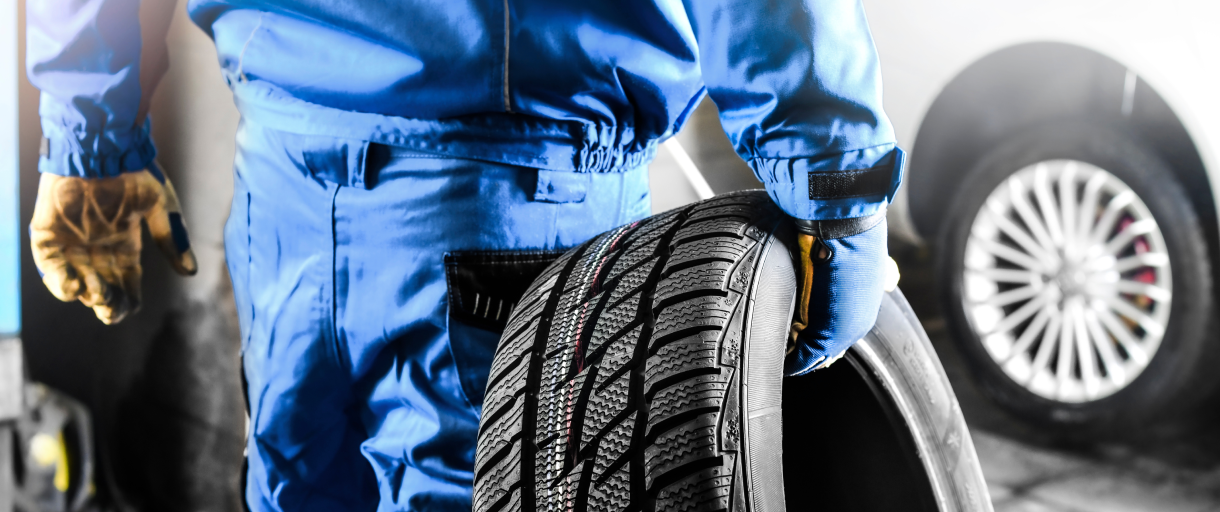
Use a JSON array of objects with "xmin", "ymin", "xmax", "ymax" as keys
[
  {"xmin": 474, "ymin": 191, "xmax": 990, "ymax": 512},
  {"xmin": 937, "ymin": 121, "xmax": 1219, "ymax": 438}
]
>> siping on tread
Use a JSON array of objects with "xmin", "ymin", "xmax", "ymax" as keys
[{"xmin": 475, "ymin": 192, "xmax": 782, "ymax": 512}]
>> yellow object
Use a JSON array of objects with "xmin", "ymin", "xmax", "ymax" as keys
[
  {"xmin": 28, "ymin": 432, "xmax": 58, "ymax": 468},
  {"xmin": 29, "ymin": 168, "xmax": 197, "ymax": 324},
  {"xmin": 53, "ymin": 432, "xmax": 70, "ymax": 493},
  {"xmin": 788, "ymin": 233, "xmax": 818, "ymax": 352},
  {"xmin": 28, "ymin": 431, "xmax": 70, "ymax": 492}
]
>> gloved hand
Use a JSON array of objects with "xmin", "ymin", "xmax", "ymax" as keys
[
  {"xmin": 29, "ymin": 165, "xmax": 197, "ymax": 324},
  {"xmin": 786, "ymin": 211, "xmax": 896, "ymax": 375}
]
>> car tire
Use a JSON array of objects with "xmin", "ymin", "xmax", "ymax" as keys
[
  {"xmin": 937, "ymin": 121, "xmax": 1220, "ymax": 439},
  {"xmin": 474, "ymin": 191, "xmax": 990, "ymax": 512}
]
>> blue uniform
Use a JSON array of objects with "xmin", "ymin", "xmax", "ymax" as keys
[{"xmin": 27, "ymin": 0, "xmax": 903, "ymax": 509}]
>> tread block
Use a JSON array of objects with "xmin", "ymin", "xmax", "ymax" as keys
[
  {"xmin": 675, "ymin": 218, "xmax": 749, "ymax": 240},
  {"xmin": 644, "ymin": 423, "xmax": 720, "ymax": 487},
  {"xmin": 655, "ymin": 264, "xmax": 733, "ymax": 302},
  {"xmin": 654, "ymin": 466, "xmax": 734, "ymax": 512},
  {"xmin": 589, "ymin": 461, "xmax": 632, "ymax": 511},
  {"xmin": 478, "ymin": 382, "xmax": 526, "ymax": 449},
  {"xmin": 653, "ymin": 295, "xmax": 734, "ymax": 343},
  {"xmin": 646, "ymin": 341, "xmax": 719, "ymax": 392},
  {"xmin": 607, "ymin": 239, "xmax": 661, "ymax": 282},
  {"xmin": 473, "ymin": 440, "xmax": 523, "ymax": 511}
]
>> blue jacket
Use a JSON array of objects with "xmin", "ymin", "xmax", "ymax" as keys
[{"xmin": 27, "ymin": 0, "xmax": 903, "ymax": 221}]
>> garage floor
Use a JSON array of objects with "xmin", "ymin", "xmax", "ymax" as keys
[{"xmin": 893, "ymin": 240, "xmax": 1220, "ymax": 512}]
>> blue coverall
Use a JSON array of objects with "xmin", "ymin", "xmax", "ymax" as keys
[{"xmin": 27, "ymin": 0, "xmax": 904, "ymax": 509}]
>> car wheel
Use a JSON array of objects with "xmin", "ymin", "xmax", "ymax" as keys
[
  {"xmin": 937, "ymin": 121, "xmax": 1219, "ymax": 438},
  {"xmin": 474, "ymin": 191, "xmax": 990, "ymax": 511}
]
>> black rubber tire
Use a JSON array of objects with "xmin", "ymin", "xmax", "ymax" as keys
[
  {"xmin": 936, "ymin": 121, "xmax": 1220, "ymax": 439},
  {"xmin": 474, "ymin": 191, "xmax": 990, "ymax": 512}
]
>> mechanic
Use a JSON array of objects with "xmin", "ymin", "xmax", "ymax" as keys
[{"xmin": 26, "ymin": 0, "xmax": 903, "ymax": 510}]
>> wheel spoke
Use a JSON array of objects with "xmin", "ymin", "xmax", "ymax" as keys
[
  {"xmin": 978, "ymin": 284, "xmax": 1041, "ymax": 308},
  {"xmin": 1054, "ymin": 301, "xmax": 1077, "ymax": 398},
  {"xmin": 1077, "ymin": 172, "xmax": 1108, "ymax": 253},
  {"xmin": 972, "ymin": 238, "xmax": 1047, "ymax": 272},
  {"xmin": 1072, "ymin": 304, "xmax": 1101, "ymax": 398},
  {"xmin": 1092, "ymin": 300, "xmax": 1150, "ymax": 365},
  {"xmin": 1003, "ymin": 303, "xmax": 1054, "ymax": 364},
  {"xmin": 1028, "ymin": 310, "xmax": 1063, "ymax": 381},
  {"xmin": 990, "ymin": 289, "xmax": 1053, "ymax": 335},
  {"xmin": 1113, "ymin": 280, "xmax": 1172, "ymax": 302},
  {"xmin": 1007, "ymin": 177, "xmax": 1061, "ymax": 258},
  {"xmin": 1102, "ymin": 219, "xmax": 1157, "ymax": 256},
  {"xmin": 1033, "ymin": 163, "xmax": 1065, "ymax": 246},
  {"xmin": 982, "ymin": 207, "xmax": 1060, "ymax": 269},
  {"xmin": 965, "ymin": 267, "xmax": 1040, "ymax": 284},
  {"xmin": 1089, "ymin": 190, "xmax": 1135, "ymax": 246},
  {"xmin": 1111, "ymin": 252, "xmax": 1169, "ymax": 273},
  {"xmin": 1101, "ymin": 294, "xmax": 1165, "ymax": 337},
  {"xmin": 1059, "ymin": 162, "xmax": 1080, "ymax": 258},
  {"xmin": 1083, "ymin": 307, "xmax": 1127, "ymax": 386}
]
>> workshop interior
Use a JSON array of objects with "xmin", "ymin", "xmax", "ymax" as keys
[{"xmin": 3, "ymin": 1, "xmax": 1220, "ymax": 511}]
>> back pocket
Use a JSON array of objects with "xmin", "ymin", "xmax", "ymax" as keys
[{"xmin": 444, "ymin": 250, "xmax": 565, "ymax": 407}]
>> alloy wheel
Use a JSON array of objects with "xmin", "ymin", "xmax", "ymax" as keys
[{"xmin": 961, "ymin": 159, "xmax": 1171, "ymax": 403}]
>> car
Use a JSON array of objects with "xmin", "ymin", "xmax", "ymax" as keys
[{"xmin": 866, "ymin": 0, "xmax": 1220, "ymax": 439}]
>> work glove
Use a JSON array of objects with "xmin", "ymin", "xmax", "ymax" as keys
[
  {"xmin": 29, "ymin": 165, "xmax": 197, "ymax": 324},
  {"xmin": 786, "ymin": 211, "xmax": 898, "ymax": 375}
]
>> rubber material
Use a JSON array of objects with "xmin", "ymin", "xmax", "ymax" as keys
[
  {"xmin": 846, "ymin": 291, "xmax": 992, "ymax": 512},
  {"xmin": 475, "ymin": 190, "xmax": 991, "ymax": 511}
]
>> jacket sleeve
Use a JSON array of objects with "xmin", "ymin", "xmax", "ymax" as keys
[
  {"xmin": 26, "ymin": 0, "xmax": 174, "ymax": 178},
  {"xmin": 685, "ymin": 0, "xmax": 903, "ymax": 221}
]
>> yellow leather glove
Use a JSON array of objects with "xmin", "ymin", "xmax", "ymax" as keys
[{"xmin": 29, "ymin": 167, "xmax": 198, "ymax": 324}]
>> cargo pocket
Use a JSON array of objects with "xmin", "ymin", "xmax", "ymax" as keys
[{"xmin": 444, "ymin": 250, "xmax": 566, "ymax": 408}]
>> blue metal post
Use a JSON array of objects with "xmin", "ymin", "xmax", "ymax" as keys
[{"xmin": 0, "ymin": 0, "xmax": 18, "ymax": 338}]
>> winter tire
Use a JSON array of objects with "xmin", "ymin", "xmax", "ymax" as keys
[
  {"xmin": 474, "ymin": 191, "xmax": 990, "ymax": 511},
  {"xmin": 938, "ymin": 121, "xmax": 1219, "ymax": 438}
]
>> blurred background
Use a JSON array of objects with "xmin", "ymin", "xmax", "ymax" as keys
[{"xmin": 3, "ymin": 1, "xmax": 1220, "ymax": 511}]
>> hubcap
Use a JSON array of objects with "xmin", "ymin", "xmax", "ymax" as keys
[{"xmin": 962, "ymin": 160, "xmax": 1171, "ymax": 403}]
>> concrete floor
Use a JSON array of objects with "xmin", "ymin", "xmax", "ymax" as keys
[{"xmin": 976, "ymin": 429, "xmax": 1220, "ymax": 512}]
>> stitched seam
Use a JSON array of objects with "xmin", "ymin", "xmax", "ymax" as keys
[
  {"xmin": 445, "ymin": 296, "xmax": 480, "ymax": 413},
  {"xmin": 235, "ymin": 13, "xmax": 265, "ymax": 83},
  {"xmin": 443, "ymin": 257, "xmax": 464, "ymax": 314},
  {"xmin": 442, "ymin": 254, "xmax": 480, "ymax": 412},
  {"xmin": 502, "ymin": 0, "xmax": 512, "ymax": 112},
  {"xmin": 243, "ymin": 190, "xmax": 253, "ymax": 351},
  {"xmin": 329, "ymin": 184, "xmax": 348, "ymax": 374}
]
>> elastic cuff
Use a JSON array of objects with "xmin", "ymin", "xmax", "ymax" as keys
[
  {"xmin": 750, "ymin": 145, "xmax": 905, "ymax": 221},
  {"xmin": 37, "ymin": 119, "xmax": 157, "ymax": 179},
  {"xmin": 793, "ymin": 209, "xmax": 886, "ymax": 240}
]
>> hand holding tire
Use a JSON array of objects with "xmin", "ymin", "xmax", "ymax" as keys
[
  {"xmin": 29, "ymin": 166, "xmax": 198, "ymax": 325},
  {"xmin": 787, "ymin": 212, "xmax": 890, "ymax": 375}
]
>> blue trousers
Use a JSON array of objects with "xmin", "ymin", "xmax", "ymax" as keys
[{"xmin": 224, "ymin": 122, "xmax": 651, "ymax": 511}]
